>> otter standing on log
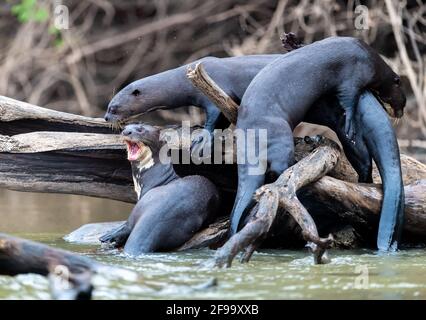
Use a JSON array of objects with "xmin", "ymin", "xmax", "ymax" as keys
[
  {"xmin": 100, "ymin": 124, "xmax": 220, "ymax": 254},
  {"xmin": 230, "ymin": 37, "xmax": 406, "ymax": 252}
]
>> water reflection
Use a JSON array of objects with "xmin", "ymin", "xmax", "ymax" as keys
[{"xmin": 0, "ymin": 189, "xmax": 131, "ymax": 233}]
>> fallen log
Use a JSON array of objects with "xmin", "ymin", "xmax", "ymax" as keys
[
  {"xmin": 0, "ymin": 95, "xmax": 111, "ymax": 135},
  {"xmin": 1, "ymin": 94, "xmax": 426, "ymax": 254},
  {"xmin": 0, "ymin": 233, "xmax": 96, "ymax": 299}
]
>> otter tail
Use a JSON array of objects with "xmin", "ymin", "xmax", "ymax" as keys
[{"xmin": 357, "ymin": 91, "xmax": 405, "ymax": 251}]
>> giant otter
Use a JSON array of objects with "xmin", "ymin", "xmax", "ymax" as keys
[
  {"xmin": 100, "ymin": 124, "xmax": 220, "ymax": 254},
  {"xmin": 104, "ymin": 37, "xmax": 405, "ymax": 251},
  {"xmin": 230, "ymin": 37, "xmax": 406, "ymax": 253},
  {"xmin": 104, "ymin": 54, "xmax": 282, "ymax": 135}
]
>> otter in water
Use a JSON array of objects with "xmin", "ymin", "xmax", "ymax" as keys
[
  {"xmin": 229, "ymin": 37, "xmax": 406, "ymax": 251},
  {"xmin": 99, "ymin": 124, "xmax": 220, "ymax": 254}
]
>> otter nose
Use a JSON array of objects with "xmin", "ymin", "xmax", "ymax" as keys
[
  {"xmin": 104, "ymin": 114, "xmax": 111, "ymax": 121},
  {"xmin": 122, "ymin": 128, "xmax": 133, "ymax": 136}
]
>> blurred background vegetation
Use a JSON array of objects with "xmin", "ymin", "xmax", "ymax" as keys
[{"xmin": 0, "ymin": 0, "xmax": 425, "ymax": 160}]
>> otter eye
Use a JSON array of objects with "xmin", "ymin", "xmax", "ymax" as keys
[
  {"xmin": 394, "ymin": 77, "xmax": 401, "ymax": 86},
  {"xmin": 132, "ymin": 89, "xmax": 141, "ymax": 96}
]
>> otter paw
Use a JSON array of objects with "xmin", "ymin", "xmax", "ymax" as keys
[{"xmin": 99, "ymin": 224, "xmax": 131, "ymax": 248}]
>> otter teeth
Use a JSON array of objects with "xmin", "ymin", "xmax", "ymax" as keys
[
  {"xmin": 383, "ymin": 102, "xmax": 395, "ymax": 118},
  {"xmin": 376, "ymin": 94, "xmax": 395, "ymax": 118}
]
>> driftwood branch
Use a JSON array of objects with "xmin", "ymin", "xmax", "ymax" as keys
[
  {"xmin": 187, "ymin": 63, "xmax": 239, "ymax": 124},
  {"xmin": 213, "ymin": 142, "xmax": 339, "ymax": 267},
  {"xmin": 0, "ymin": 96, "xmax": 112, "ymax": 135},
  {"xmin": 185, "ymin": 63, "xmax": 426, "ymax": 266}
]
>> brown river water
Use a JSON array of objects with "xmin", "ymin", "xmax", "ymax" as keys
[{"xmin": 1, "ymin": 189, "xmax": 426, "ymax": 300}]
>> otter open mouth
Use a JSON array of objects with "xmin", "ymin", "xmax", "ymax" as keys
[
  {"xmin": 125, "ymin": 140, "xmax": 146, "ymax": 161},
  {"xmin": 371, "ymin": 92, "xmax": 402, "ymax": 118}
]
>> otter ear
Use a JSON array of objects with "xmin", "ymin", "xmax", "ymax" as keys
[{"xmin": 132, "ymin": 89, "xmax": 141, "ymax": 96}]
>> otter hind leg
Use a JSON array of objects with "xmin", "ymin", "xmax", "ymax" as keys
[
  {"xmin": 341, "ymin": 137, "xmax": 373, "ymax": 183},
  {"xmin": 203, "ymin": 105, "xmax": 222, "ymax": 134}
]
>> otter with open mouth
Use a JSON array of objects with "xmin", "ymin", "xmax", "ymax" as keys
[{"xmin": 99, "ymin": 123, "xmax": 220, "ymax": 255}]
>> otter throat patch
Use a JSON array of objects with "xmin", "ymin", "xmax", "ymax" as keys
[{"xmin": 131, "ymin": 146, "xmax": 154, "ymax": 200}]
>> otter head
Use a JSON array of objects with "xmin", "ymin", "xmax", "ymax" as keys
[
  {"xmin": 371, "ymin": 70, "xmax": 406, "ymax": 119},
  {"xmin": 121, "ymin": 123, "xmax": 163, "ymax": 165},
  {"xmin": 105, "ymin": 80, "xmax": 164, "ymax": 124}
]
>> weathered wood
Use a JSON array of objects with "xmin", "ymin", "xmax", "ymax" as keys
[
  {"xmin": 310, "ymin": 178, "xmax": 426, "ymax": 235},
  {"xmin": 187, "ymin": 63, "xmax": 239, "ymax": 124},
  {"xmin": 187, "ymin": 63, "xmax": 338, "ymax": 265},
  {"xmin": 0, "ymin": 132, "xmax": 123, "ymax": 153},
  {"xmin": 212, "ymin": 142, "xmax": 340, "ymax": 267},
  {"xmin": 186, "ymin": 63, "xmax": 426, "ymax": 266},
  {"xmin": 0, "ymin": 96, "xmax": 107, "ymax": 127},
  {"xmin": 64, "ymin": 221, "xmax": 125, "ymax": 244},
  {"xmin": 0, "ymin": 95, "xmax": 113, "ymax": 135},
  {"xmin": 0, "ymin": 148, "xmax": 136, "ymax": 203},
  {"xmin": 0, "ymin": 95, "xmax": 132, "ymax": 202},
  {"xmin": 178, "ymin": 217, "xmax": 229, "ymax": 251}
]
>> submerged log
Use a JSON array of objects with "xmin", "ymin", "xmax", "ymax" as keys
[
  {"xmin": 0, "ymin": 233, "xmax": 97, "ymax": 299},
  {"xmin": 0, "ymin": 233, "xmax": 138, "ymax": 300}
]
